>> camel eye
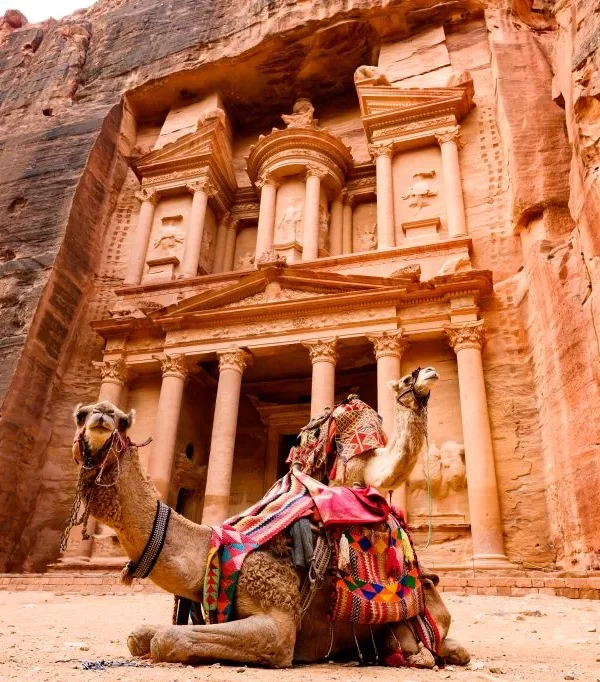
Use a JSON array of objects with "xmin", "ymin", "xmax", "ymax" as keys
[{"xmin": 75, "ymin": 408, "xmax": 90, "ymax": 426}]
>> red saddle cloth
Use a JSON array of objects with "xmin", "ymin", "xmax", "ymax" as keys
[{"xmin": 293, "ymin": 470, "xmax": 390, "ymax": 525}]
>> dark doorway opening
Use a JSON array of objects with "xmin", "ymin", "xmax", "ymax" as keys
[{"xmin": 277, "ymin": 433, "xmax": 298, "ymax": 479}]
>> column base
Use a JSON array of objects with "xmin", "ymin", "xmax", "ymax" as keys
[{"xmin": 470, "ymin": 553, "xmax": 514, "ymax": 569}]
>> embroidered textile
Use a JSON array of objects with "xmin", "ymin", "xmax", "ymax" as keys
[
  {"xmin": 203, "ymin": 472, "xmax": 313, "ymax": 624},
  {"xmin": 331, "ymin": 511, "xmax": 426, "ymax": 626},
  {"xmin": 287, "ymin": 395, "xmax": 387, "ymax": 481}
]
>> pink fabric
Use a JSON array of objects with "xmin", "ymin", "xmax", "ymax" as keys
[{"xmin": 293, "ymin": 470, "xmax": 389, "ymax": 525}]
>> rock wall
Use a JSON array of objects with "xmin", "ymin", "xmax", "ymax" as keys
[{"xmin": 0, "ymin": 0, "xmax": 599, "ymax": 572}]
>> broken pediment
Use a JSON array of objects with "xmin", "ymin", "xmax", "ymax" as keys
[{"xmin": 356, "ymin": 80, "xmax": 474, "ymax": 147}]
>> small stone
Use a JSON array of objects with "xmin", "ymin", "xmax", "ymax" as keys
[
  {"xmin": 489, "ymin": 668, "xmax": 504, "ymax": 674},
  {"xmin": 210, "ymin": 663, "xmax": 221, "ymax": 668},
  {"xmin": 236, "ymin": 667, "xmax": 247, "ymax": 673},
  {"xmin": 515, "ymin": 615, "xmax": 526, "ymax": 621},
  {"xmin": 564, "ymin": 676, "xmax": 575, "ymax": 680},
  {"xmin": 588, "ymin": 627, "xmax": 597, "ymax": 632}
]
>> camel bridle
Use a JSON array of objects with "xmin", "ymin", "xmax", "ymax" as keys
[{"xmin": 395, "ymin": 367, "xmax": 431, "ymax": 410}]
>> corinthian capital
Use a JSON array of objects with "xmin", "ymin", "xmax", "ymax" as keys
[
  {"xmin": 303, "ymin": 337, "xmax": 338, "ymax": 365},
  {"xmin": 434, "ymin": 126, "xmax": 462, "ymax": 147},
  {"xmin": 366, "ymin": 330, "xmax": 409, "ymax": 360},
  {"xmin": 186, "ymin": 177, "xmax": 216, "ymax": 197},
  {"xmin": 256, "ymin": 170, "xmax": 280, "ymax": 190},
  {"xmin": 153, "ymin": 354, "xmax": 189, "ymax": 379},
  {"xmin": 368, "ymin": 143, "xmax": 394, "ymax": 159},
  {"xmin": 134, "ymin": 188, "xmax": 159, "ymax": 204},
  {"xmin": 445, "ymin": 320, "xmax": 485, "ymax": 352},
  {"xmin": 305, "ymin": 164, "xmax": 328, "ymax": 181},
  {"xmin": 92, "ymin": 358, "xmax": 128, "ymax": 385},
  {"xmin": 218, "ymin": 348, "xmax": 251, "ymax": 375}
]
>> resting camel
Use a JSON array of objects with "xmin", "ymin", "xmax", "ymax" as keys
[{"xmin": 67, "ymin": 366, "xmax": 469, "ymax": 668}]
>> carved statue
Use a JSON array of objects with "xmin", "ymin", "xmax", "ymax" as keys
[
  {"xmin": 236, "ymin": 252, "xmax": 255, "ymax": 270},
  {"xmin": 276, "ymin": 200, "xmax": 303, "ymax": 241},
  {"xmin": 281, "ymin": 98, "xmax": 317, "ymax": 129},
  {"xmin": 318, "ymin": 198, "xmax": 329, "ymax": 252},
  {"xmin": 410, "ymin": 440, "xmax": 467, "ymax": 499},
  {"xmin": 354, "ymin": 65, "xmax": 391, "ymax": 86},
  {"xmin": 152, "ymin": 229, "xmax": 184, "ymax": 254}
]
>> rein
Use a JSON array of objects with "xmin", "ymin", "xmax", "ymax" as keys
[{"xmin": 59, "ymin": 431, "xmax": 152, "ymax": 553}]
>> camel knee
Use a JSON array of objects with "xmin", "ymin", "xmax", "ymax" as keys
[
  {"xmin": 150, "ymin": 626, "xmax": 183, "ymax": 663},
  {"xmin": 127, "ymin": 624, "xmax": 160, "ymax": 657}
]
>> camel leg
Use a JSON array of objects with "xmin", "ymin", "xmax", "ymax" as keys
[
  {"xmin": 149, "ymin": 609, "xmax": 297, "ymax": 668},
  {"xmin": 128, "ymin": 624, "xmax": 160, "ymax": 657}
]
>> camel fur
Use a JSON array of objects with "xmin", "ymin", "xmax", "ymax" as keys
[{"xmin": 70, "ymin": 394, "xmax": 469, "ymax": 668}]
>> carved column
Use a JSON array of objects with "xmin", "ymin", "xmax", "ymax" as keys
[
  {"xmin": 202, "ymin": 349, "xmax": 250, "ymax": 525},
  {"xmin": 222, "ymin": 218, "xmax": 238, "ymax": 272},
  {"xmin": 124, "ymin": 189, "xmax": 159, "ymax": 285},
  {"xmin": 341, "ymin": 189, "xmax": 353, "ymax": 254},
  {"xmin": 303, "ymin": 338, "xmax": 338, "ymax": 418},
  {"xmin": 367, "ymin": 331, "xmax": 409, "ymax": 508},
  {"xmin": 303, "ymin": 165, "xmax": 327, "ymax": 261},
  {"xmin": 148, "ymin": 354, "xmax": 188, "ymax": 501},
  {"xmin": 92, "ymin": 358, "xmax": 129, "ymax": 407},
  {"xmin": 255, "ymin": 171, "xmax": 279, "ymax": 262},
  {"xmin": 370, "ymin": 143, "xmax": 395, "ymax": 250},
  {"xmin": 181, "ymin": 178, "xmax": 214, "ymax": 278},
  {"xmin": 212, "ymin": 212, "xmax": 231, "ymax": 274},
  {"xmin": 445, "ymin": 321, "xmax": 508, "ymax": 566},
  {"xmin": 329, "ymin": 192, "xmax": 344, "ymax": 256},
  {"xmin": 435, "ymin": 127, "xmax": 467, "ymax": 238}
]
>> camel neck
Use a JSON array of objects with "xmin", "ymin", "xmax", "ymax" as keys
[{"xmin": 85, "ymin": 447, "xmax": 211, "ymax": 600}]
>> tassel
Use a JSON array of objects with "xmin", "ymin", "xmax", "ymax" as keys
[
  {"xmin": 338, "ymin": 533, "xmax": 350, "ymax": 572},
  {"xmin": 384, "ymin": 649, "xmax": 408, "ymax": 667},
  {"xmin": 400, "ymin": 528, "xmax": 415, "ymax": 563},
  {"xmin": 120, "ymin": 561, "xmax": 135, "ymax": 586},
  {"xmin": 386, "ymin": 543, "xmax": 401, "ymax": 579}
]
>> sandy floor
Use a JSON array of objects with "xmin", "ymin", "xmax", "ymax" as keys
[{"xmin": 0, "ymin": 591, "xmax": 599, "ymax": 681}]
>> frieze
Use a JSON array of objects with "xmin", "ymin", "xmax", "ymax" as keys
[{"xmin": 371, "ymin": 116, "xmax": 455, "ymax": 140}]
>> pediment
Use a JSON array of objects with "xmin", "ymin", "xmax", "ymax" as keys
[
  {"xmin": 155, "ymin": 266, "xmax": 394, "ymax": 319},
  {"xmin": 356, "ymin": 83, "xmax": 474, "ymax": 144},
  {"xmin": 133, "ymin": 117, "xmax": 234, "ymax": 190}
]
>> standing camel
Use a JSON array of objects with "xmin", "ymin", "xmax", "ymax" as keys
[{"xmin": 66, "ymin": 368, "xmax": 469, "ymax": 668}]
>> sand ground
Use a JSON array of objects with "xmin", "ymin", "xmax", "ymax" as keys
[{"xmin": 0, "ymin": 591, "xmax": 599, "ymax": 681}]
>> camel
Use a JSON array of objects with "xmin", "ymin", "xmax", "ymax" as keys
[
  {"xmin": 329, "ymin": 366, "xmax": 438, "ymax": 492},
  {"xmin": 67, "ymin": 368, "xmax": 469, "ymax": 669}
]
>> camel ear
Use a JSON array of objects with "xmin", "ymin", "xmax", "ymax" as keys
[
  {"xmin": 388, "ymin": 379, "xmax": 401, "ymax": 393},
  {"xmin": 118, "ymin": 409, "xmax": 135, "ymax": 431},
  {"xmin": 74, "ymin": 403, "xmax": 90, "ymax": 427}
]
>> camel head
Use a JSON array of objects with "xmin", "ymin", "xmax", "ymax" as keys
[
  {"xmin": 72, "ymin": 400, "xmax": 135, "ymax": 465},
  {"xmin": 389, "ymin": 366, "xmax": 439, "ymax": 411}
]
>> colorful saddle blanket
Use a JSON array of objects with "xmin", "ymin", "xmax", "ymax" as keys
[
  {"xmin": 332, "ymin": 512, "xmax": 423, "ymax": 624},
  {"xmin": 287, "ymin": 395, "xmax": 387, "ymax": 482}
]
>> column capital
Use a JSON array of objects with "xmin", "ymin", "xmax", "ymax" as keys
[
  {"xmin": 340, "ymin": 188, "xmax": 355, "ymax": 207},
  {"xmin": 218, "ymin": 348, "xmax": 251, "ymax": 375},
  {"xmin": 92, "ymin": 358, "xmax": 128, "ymax": 385},
  {"xmin": 303, "ymin": 337, "xmax": 338, "ymax": 365},
  {"xmin": 366, "ymin": 330, "xmax": 409, "ymax": 359},
  {"xmin": 434, "ymin": 126, "xmax": 462, "ymax": 148},
  {"xmin": 368, "ymin": 142, "xmax": 394, "ymax": 159},
  {"xmin": 134, "ymin": 188, "xmax": 159, "ymax": 205},
  {"xmin": 256, "ymin": 170, "xmax": 281, "ymax": 190},
  {"xmin": 186, "ymin": 177, "xmax": 217, "ymax": 197},
  {"xmin": 445, "ymin": 320, "xmax": 485, "ymax": 352},
  {"xmin": 153, "ymin": 353, "xmax": 189, "ymax": 379},
  {"xmin": 305, "ymin": 163, "xmax": 328, "ymax": 180}
]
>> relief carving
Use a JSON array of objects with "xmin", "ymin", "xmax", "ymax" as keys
[
  {"xmin": 402, "ymin": 170, "xmax": 438, "ymax": 212},
  {"xmin": 235, "ymin": 252, "xmax": 256, "ymax": 270},
  {"xmin": 354, "ymin": 65, "xmax": 391, "ymax": 86},
  {"xmin": 276, "ymin": 199, "xmax": 303, "ymax": 243},
  {"xmin": 410, "ymin": 441, "xmax": 467, "ymax": 499}
]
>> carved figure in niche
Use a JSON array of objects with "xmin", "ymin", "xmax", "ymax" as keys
[
  {"xmin": 354, "ymin": 204, "xmax": 377, "ymax": 252},
  {"xmin": 318, "ymin": 197, "xmax": 329, "ymax": 252},
  {"xmin": 152, "ymin": 217, "xmax": 184, "ymax": 255},
  {"xmin": 402, "ymin": 170, "xmax": 438, "ymax": 212},
  {"xmin": 236, "ymin": 252, "xmax": 255, "ymax": 270},
  {"xmin": 410, "ymin": 440, "xmax": 467, "ymax": 499},
  {"xmin": 281, "ymin": 98, "xmax": 317, "ymax": 129},
  {"xmin": 354, "ymin": 65, "xmax": 391, "ymax": 86},
  {"xmin": 276, "ymin": 199, "xmax": 303, "ymax": 242}
]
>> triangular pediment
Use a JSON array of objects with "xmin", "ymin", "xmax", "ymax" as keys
[{"xmin": 156, "ymin": 266, "xmax": 396, "ymax": 319}]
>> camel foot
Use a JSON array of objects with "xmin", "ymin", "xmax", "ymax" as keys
[
  {"xmin": 127, "ymin": 624, "xmax": 160, "ymax": 657},
  {"xmin": 439, "ymin": 637, "xmax": 471, "ymax": 666}
]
